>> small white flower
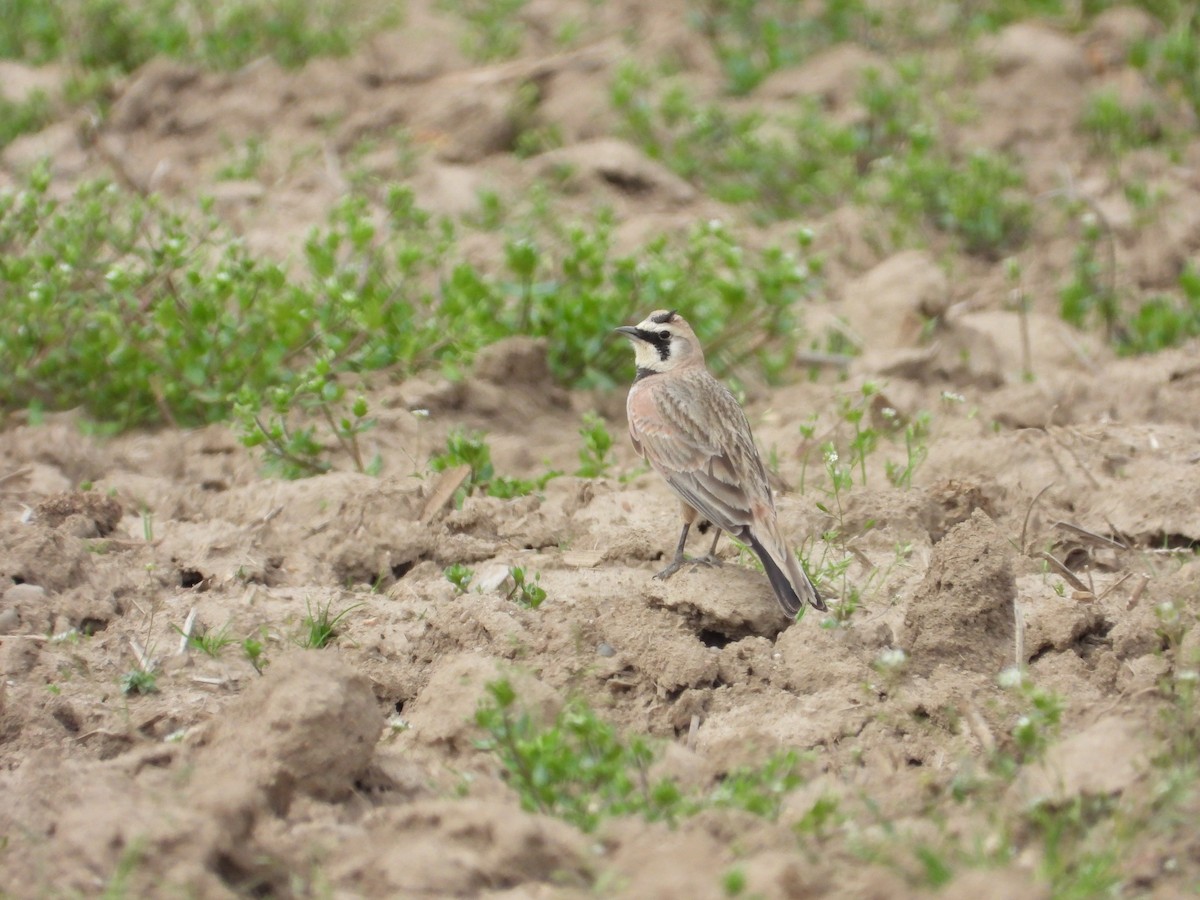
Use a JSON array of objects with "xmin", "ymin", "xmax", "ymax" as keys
[{"xmin": 997, "ymin": 667, "xmax": 1024, "ymax": 689}]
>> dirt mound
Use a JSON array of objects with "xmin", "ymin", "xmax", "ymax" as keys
[{"xmin": 903, "ymin": 509, "xmax": 1018, "ymax": 677}]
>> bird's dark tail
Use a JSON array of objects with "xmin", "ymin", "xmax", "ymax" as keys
[{"xmin": 748, "ymin": 533, "xmax": 827, "ymax": 617}]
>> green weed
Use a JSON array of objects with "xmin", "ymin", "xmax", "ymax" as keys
[
  {"xmin": 507, "ymin": 566, "xmax": 546, "ymax": 609},
  {"xmin": 120, "ymin": 667, "xmax": 158, "ymax": 696},
  {"xmin": 688, "ymin": 0, "xmax": 875, "ymax": 94},
  {"xmin": 242, "ymin": 633, "xmax": 268, "ymax": 674},
  {"xmin": 298, "ymin": 598, "xmax": 361, "ymax": 649},
  {"xmin": 174, "ymin": 621, "xmax": 236, "ymax": 658},
  {"xmin": 234, "ymin": 353, "xmax": 378, "ymax": 479},
  {"xmin": 0, "ymin": 0, "xmax": 396, "ymax": 72},
  {"xmin": 1080, "ymin": 89, "xmax": 1166, "ymax": 156},
  {"xmin": 576, "ymin": 412, "xmax": 615, "ymax": 478},
  {"xmin": 475, "ymin": 679, "xmax": 807, "ymax": 832},
  {"xmin": 445, "ymin": 563, "xmax": 475, "ymax": 594},
  {"xmin": 430, "ymin": 429, "xmax": 556, "ymax": 503},
  {"xmin": 438, "ymin": 0, "xmax": 528, "ymax": 62},
  {"xmin": 1130, "ymin": 4, "xmax": 1200, "ymax": 120},
  {"xmin": 0, "ymin": 90, "xmax": 52, "ymax": 149}
]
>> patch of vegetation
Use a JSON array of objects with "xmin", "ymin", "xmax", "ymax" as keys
[
  {"xmin": 475, "ymin": 679, "xmax": 806, "ymax": 832},
  {"xmin": 234, "ymin": 354, "xmax": 378, "ymax": 479},
  {"xmin": 1080, "ymin": 89, "xmax": 1166, "ymax": 156},
  {"xmin": 878, "ymin": 143, "xmax": 1032, "ymax": 259},
  {"xmin": 1, "ymin": 173, "xmax": 820, "ymax": 443},
  {"xmin": 1059, "ymin": 199, "xmax": 1200, "ymax": 354},
  {"xmin": 297, "ymin": 598, "xmax": 361, "ymax": 649},
  {"xmin": 445, "ymin": 563, "xmax": 475, "ymax": 593},
  {"xmin": 120, "ymin": 667, "xmax": 158, "ymax": 696},
  {"xmin": 0, "ymin": 167, "xmax": 301, "ymax": 429},
  {"xmin": 242, "ymin": 633, "xmax": 268, "ymax": 674},
  {"xmin": 430, "ymin": 429, "xmax": 557, "ymax": 502},
  {"xmin": 613, "ymin": 60, "xmax": 1031, "ymax": 256},
  {"xmin": 1130, "ymin": 3, "xmax": 1200, "ymax": 120},
  {"xmin": 687, "ymin": 0, "xmax": 876, "ymax": 94},
  {"xmin": 0, "ymin": 0, "xmax": 397, "ymax": 73},
  {"xmin": 438, "ymin": 0, "xmax": 528, "ymax": 62},
  {"xmin": 176, "ymin": 621, "xmax": 236, "ymax": 658},
  {"xmin": 0, "ymin": 90, "xmax": 53, "ymax": 149},
  {"xmin": 506, "ymin": 566, "xmax": 546, "ymax": 609},
  {"xmin": 575, "ymin": 412, "xmax": 615, "ymax": 478}
]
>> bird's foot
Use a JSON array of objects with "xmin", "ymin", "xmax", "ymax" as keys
[
  {"xmin": 655, "ymin": 553, "xmax": 721, "ymax": 580},
  {"xmin": 653, "ymin": 557, "xmax": 685, "ymax": 580}
]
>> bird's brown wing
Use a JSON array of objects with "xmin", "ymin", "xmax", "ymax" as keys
[{"xmin": 627, "ymin": 369, "xmax": 773, "ymax": 536}]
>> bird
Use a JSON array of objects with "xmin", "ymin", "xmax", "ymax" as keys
[{"xmin": 615, "ymin": 309, "xmax": 826, "ymax": 618}]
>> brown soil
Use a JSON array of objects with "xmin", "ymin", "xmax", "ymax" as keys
[{"xmin": 2, "ymin": 2, "xmax": 1200, "ymax": 897}]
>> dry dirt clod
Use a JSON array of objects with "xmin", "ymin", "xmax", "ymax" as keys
[
  {"xmin": 190, "ymin": 650, "xmax": 382, "ymax": 813},
  {"xmin": 902, "ymin": 509, "xmax": 1017, "ymax": 678}
]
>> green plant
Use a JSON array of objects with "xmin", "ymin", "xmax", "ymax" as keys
[
  {"xmin": 996, "ymin": 668, "xmax": 1065, "ymax": 770},
  {"xmin": 0, "ymin": 167, "xmax": 303, "ymax": 428},
  {"xmin": 576, "ymin": 412, "xmax": 615, "ymax": 478},
  {"xmin": 430, "ymin": 429, "xmax": 557, "ymax": 502},
  {"xmin": 507, "ymin": 566, "xmax": 546, "ymax": 609},
  {"xmin": 721, "ymin": 867, "xmax": 747, "ymax": 897},
  {"xmin": 1080, "ymin": 89, "xmax": 1165, "ymax": 156},
  {"xmin": 234, "ymin": 353, "xmax": 378, "ymax": 479},
  {"xmin": 688, "ymin": 0, "xmax": 874, "ymax": 94},
  {"xmin": 174, "ymin": 621, "xmax": 236, "ymax": 658},
  {"xmin": 885, "ymin": 410, "xmax": 931, "ymax": 489},
  {"xmin": 445, "ymin": 563, "xmax": 475, "ymax": 593},
  {"xmin": 0, "ymin": 0, "xmax": 397, "ymax": 73},
  {"xmin": 242, "ymin": 633, "xmax": 268, "ymax": 674},
  {"xmin": 216, "ymin": 136, "xmax": 265, "ymax": 181},
  {"xmin": 120, "ymin": 667, "xmax": 158, "ymax": 696},
  {"xmin": 881, "ymin": 142, "xmax": 1032, "ymax": 258},
  {"xmin": 439, "ymin": 0, "xmax": 528, "ymax": 61},
  {"xmin": 298, "ymin": 598, "xmax": 362, "ymax": 649},
  {"xmin": 0, "ymin": 90, "xmax": 52, "ymax": 149},
  {"xmin": 1130, "ymin": 5, "xmax": 1200, "ymax": 120},
  {"xmin": 475, "ymin": 679, "xmax": 807, "ymax": 832},
  {"xmin": 1059, "ymin": 208, "xmax": 1120, "ymax": 342},
  {"xmin": 1121, "ymin": 263, "xmax": 1200, "ymax": 354}
]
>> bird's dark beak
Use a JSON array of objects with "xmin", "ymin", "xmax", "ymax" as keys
[{"xmin": 614, "ymin": 325, "xmax": 648, "ymax": 341}]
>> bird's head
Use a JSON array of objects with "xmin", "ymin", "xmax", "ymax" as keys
[{"xmin": 614, "ymin": 309, "xmax": 704, "ymax": 376}]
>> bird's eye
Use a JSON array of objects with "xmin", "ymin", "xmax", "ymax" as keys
[{"xmin": 659, "ymin": 330, "xmax": 670, "ymax": 340}]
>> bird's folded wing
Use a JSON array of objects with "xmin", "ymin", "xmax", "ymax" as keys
[{"xmin": 629, "ymin": 377, "xmax": 772, "ymax": 534}]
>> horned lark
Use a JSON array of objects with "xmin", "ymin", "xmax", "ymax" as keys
[{"xmin": 616, "ymin": 309, "xmax": 826, "ymax": 617}]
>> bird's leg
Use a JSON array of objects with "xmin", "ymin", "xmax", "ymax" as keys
[
  {"xmin": 696, "ymin": 529, "xmax": 724, "ymax": 567},
  {"xmin": 654, "ymin": 522, "xmax": 691, "ymax": 580}
]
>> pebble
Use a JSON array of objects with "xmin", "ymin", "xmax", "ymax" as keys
[
  {"xmin": 597, "ymin": 642, "xmax": 615, "ymax": 657},
  {"xmin": 0, "ymin": 608, "xmax": 20, "ymax": 634}
]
